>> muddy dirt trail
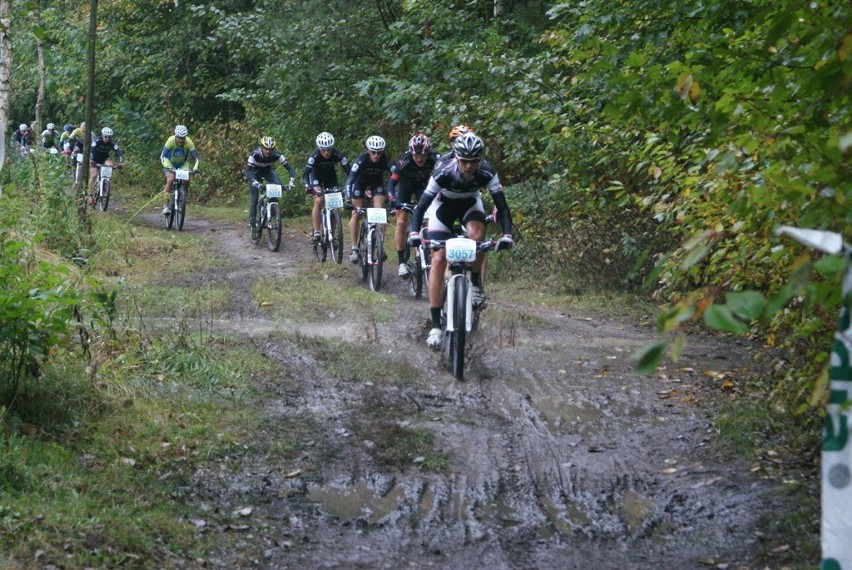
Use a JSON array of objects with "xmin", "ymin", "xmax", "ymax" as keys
[{"xmin": 140, "ymin": 212, "xmax": 786, "ymax": 569}]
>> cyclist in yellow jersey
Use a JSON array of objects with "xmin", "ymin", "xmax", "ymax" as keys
[{"xmin": 160, "ymin": 125, "xmax": 199, "ymax": 215}]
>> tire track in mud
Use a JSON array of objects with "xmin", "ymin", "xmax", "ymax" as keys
[{"xmin": 137, "ymin": 213, "xmax": 781, "ymax": 568}]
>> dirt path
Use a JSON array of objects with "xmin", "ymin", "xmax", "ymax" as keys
[{"xmin": 141, "ymin": 212, "xmax": 784, "ymax": 569}]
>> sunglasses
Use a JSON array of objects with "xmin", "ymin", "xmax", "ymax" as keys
[
  {"xmin": 458, "ymin": 158, "xmax": 480, "ymax": 165},
  {"xmin": 369, "ymin": 150, "xmax": 382, "ymax": 155}
]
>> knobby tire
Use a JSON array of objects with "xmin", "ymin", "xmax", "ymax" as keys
[
  {"xmin": 330, "ymin": 209, "xmax": 343, "ymax": 264},
  {"xmin": 449, "ymin": 278, "xmax": 468, "ymax": 381},
  {"xmin": 176, "ymin": 187, "xmax": 186, "ymax": 231},
  {"xmin": 358, "ymin": 223, "xmax": 369, "ymax": 282},
  {"xmin": 369, "ymin": 228, "xmax": 384, "ymax": 291},
  {"xmin": 98, "ymin": 179, "xmax": 110, "ymax": 212},
  {"xmin": 267, "ymin": 202, "xmax": 282, "ymax": 252}
]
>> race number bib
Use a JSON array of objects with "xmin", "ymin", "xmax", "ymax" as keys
[
  {"xmin": 445, "ymin": 237, "xmax": 477, "ymax": 262},
  {"xmin": 99, "ymin": 166, "xmax": 113, "ymax": 178},
  {"xmin": 175, "ymin": 169, "xmax": 190, "ymax": 180},
  {"xmin": 265, "ymin": 184, "xmax": 282, "ymax": 198},
  {"xmin": 325, "ymin": 192, "xmax": 343, "ymax": 209},
  {"xmin": 366, "ymin": 208, "xmax": 387, "ymax": 224}
]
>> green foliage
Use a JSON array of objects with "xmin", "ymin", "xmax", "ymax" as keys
[{"xmin": 0, "ymin": 236, "xmax": 80, "ymax": 401}]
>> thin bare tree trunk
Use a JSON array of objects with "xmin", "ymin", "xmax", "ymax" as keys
[
  {"xmin": 0, "ymin": 0, "xmax": 12, "ymax": 172},
  {"xmin": 78, "ymin": 0, "xmax": 97, "ymax": 231},
  {"xmin": 34, "ymin": 0, "xmax": 45, "ymax": 132}
]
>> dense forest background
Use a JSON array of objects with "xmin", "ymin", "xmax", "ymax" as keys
[{"xmin": 4, "ymin": 0, "xmax": 850, "ymax": 403}]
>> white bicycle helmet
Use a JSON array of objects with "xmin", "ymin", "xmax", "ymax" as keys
[
  {"xmin": 101, "ymin": 127, "xmax": 114, "ymax": 137},
  {"xmin": 174, "ymin": 124, "xmax": 188, "ymax": 137},
  {"xmin": 365, "ymin": 135, "xmax": 386, "ymax": 152},
  {"xmin": 316, "ymin": 132, "xmax": 335, "ymax": 149},
  {"xmin": 46, "ymin": 123, "xmax": 55, "ymax": 130},
  {"xmin": 19, "ymin": 123, "xmax": 28, "ymax": 131}
]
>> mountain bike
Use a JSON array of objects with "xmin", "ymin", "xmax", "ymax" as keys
[
  {"xmin": 398, "ymin": 203, "xmax": 430, "ymax": 299},
  {"xmin": 91, "ymin": 162, "xmax": 121, "ymax": 212},
  {"xmin": 313, "ymin": 187, "xmax": 344, "ymax": 264},
  {"xmin": 350, "ymin": 206, "xmax": 387, "ymax": 291},
  {"xmin": 252, "ymin": 181, "xmax": 292, "ymax": 252},
  {"xmin": 164, "ymin": 168, "xmax": 197, "ymax": 231},
  {"xmin": 776, "ymin": 226, "xmax": 850, "ymax": 569},
  {"xmin": 430, "ymin": 237, "xmax": 509, "ymax": 381}
]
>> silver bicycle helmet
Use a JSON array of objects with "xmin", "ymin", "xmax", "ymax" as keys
[
  {"xmin": 452, "ymin": 132, "xmax": 484, "ymax": 159},
  {"xmin": 46, "ymin": 123, "xmax": 55, "ymax": 130},
  {"xmin": 101, "ymin": 127, "xmax": 114, "ymax": 137},
  {"xmin": 174, "ymin": 124, "xmax": 189, "ymax": 137}
]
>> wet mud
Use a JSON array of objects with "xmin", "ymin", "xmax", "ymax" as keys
[{"xmin": 140, "ymin": 212, "xmax": 786, "ymax": 569}]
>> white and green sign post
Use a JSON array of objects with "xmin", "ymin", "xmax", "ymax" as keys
[{"xmin": 777, "ymin": 227, "xmax": 850, "ymax": 570}]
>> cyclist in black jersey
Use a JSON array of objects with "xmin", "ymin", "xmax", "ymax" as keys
[
  {"xmin": 87, "ymin": 127, "xmax": 124, "ymax": 201},
  {"xmin": 408, "ymin": 132, "xmax": 514, "ymax": 349},
  {"xmin": 387, "ymin": 133, "xmax": 439, "ymax": 278},
  {"xmin": 303, "ymin": 132, "xmax": 351, "ymax": 243},
  {"xmin": 344, "ymin": 135, "xmax": 392, "ymax": 263},
  {"xmin": 245, "ymin": 136, "xmax": 298, "ymax": 240},
  {"xmin": 13, "ymin": 123, "xmax": 32, "ymax": 150}
]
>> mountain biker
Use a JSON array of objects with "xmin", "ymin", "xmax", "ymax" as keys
[
  {"xmin": 68, "ymin": 122, "xmax": 87, "ymax": 156},
  {"xmin": 160, "ymin": 125, "xmax": 200, "ymax": 215},
  {"xmin": 41, "ymin": 123, "xmax": 60, "ymax": 149},
  {"xmin": 59, "ymin": 124, "xmax": 74, "ymax": 151},
  {"xmin": 13, "ymin": 123, "xmax": 32, "ymax": 149},
  {"xmin": 245, "ymin": 136, "xmax": 298, "ymax": 240},
  {"xmin": 387, "ymin": 133, "xmax": 439, "ymax": 278},
  {"xmin": 302, "ymin": 132, "xmax": 351, "ymax": 243},
  {"xmin": 344, "ymin": 135, "xmax": 392, "ymax": 263},
  {"xmin": 87, "ymin": 127, "xmax": 124, "ymax": 201},
  {"xmin": 408, "ymin": 132, "xmax": 514, "ymax": 349}
]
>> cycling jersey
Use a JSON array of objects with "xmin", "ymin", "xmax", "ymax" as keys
[
  {"xmin": 161, "ymin": 135, "xmax": 199, "ymax": 169},
  {"xmin": 13, "ymin": 129, "xmax": 31, "ymax": 146},
  {"xmin": 302, "ymin": 147, "xmax": 350, "ymax": 189},
  {"xmin": 246, "ymin": 147, "xmax": 296, "ymax": 181},
  {"xmin": 90, "ymin": 137, "xmax": 123, "ymax": 164},
  {"xmin": 345, "ymin": 151, "xmax": 392, "ymax": 198},
  {"xmin": 410, "ymin": 158, "xmax": 513, "ymax": 236},
  {"xmin": 387, "ymin": 150, "xmax": 440, "ymax": 204},
  {"xmin": 41, "ymin": 129, "xmax": 59, "ymax": 147}
]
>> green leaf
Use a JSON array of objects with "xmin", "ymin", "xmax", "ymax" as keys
[
  {"xmin": 632, "ymin": 339, "xmax": 669, "ymax": 374},
  {"xmin": 725, "ymin": 291, "xmax": 766, "ymax": 321},
  {"xmin": 703, "ymin": 304, "xmax": 749, "ymax": 334},
  {"xmin": 814, "ymin": 254, "xmax": 846, "ymax": 277}
]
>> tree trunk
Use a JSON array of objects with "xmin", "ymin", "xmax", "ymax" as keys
[
  {"xmin": 0, "ymin": 0, "xmax": 12, "ymax": 172},
  {"xmin": 34, "ymin": 0, "xmax": 45, "ymax": 133},
  {"xmin": 78, "ymin": 0, "xmax": 97, "ymax": 231}
]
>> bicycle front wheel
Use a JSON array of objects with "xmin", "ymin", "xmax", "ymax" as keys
[
  {"xmin": 176, "ymin": 187, "xmax": 186, "ymax": 231},
  {"xmin": 267, "ymin": 202, "xmax": 282, "ymax": 252},
  {"xmin": 358, "ymin": 223, "xmax": 369, "ymax": 282},
  {"xmin": 98, "ymin": 179, "xmax": 110, "ymax": 211},
  {"xmin": 252, "ymin": 202, "xmax": 265, "ymax": 245},
  {"xmin": 409, "ymin": 251, "xmax": 424, "ymax": 298},
  {"xmin": 447, "ymin": 278, "xmax": 468, "ymax": 381},
  {"xmin": 330, "ymin": 209, "xmax": 344, "ymax": 264},
  {"xmin": 368, "ymin": 228, "xmax": 384, "ymax": 291}
]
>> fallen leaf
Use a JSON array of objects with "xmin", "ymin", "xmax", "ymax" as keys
[
  {"xmin": 661, "ymin": 467, "xmax": 679, "ymax": 474},
  {"xmin": 234, "ymin": 507, "xmax": 253, "ymax": 517},
  {"xmin": 285, "ymin": 469, "xmax": 302, "ymax": 478}
]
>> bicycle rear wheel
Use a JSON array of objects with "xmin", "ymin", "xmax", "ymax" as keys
[
  {"xmin": 330, "ymin": 209, "xmax": 344, "ymax": 264},
  {"xmin": 267, "ymin": 202, "xmax": 282, "ymax": 252},
  {"xmin": 176, "ymin": 187, "xmax": 186, "ymax": 231},
  {"xmin": 368, "ymin": 228, "xmax": 384, "ymax": 291},
  {"xmin": 98, "ymin": 179, "xmax": 110, "ymax": 211}
]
